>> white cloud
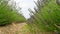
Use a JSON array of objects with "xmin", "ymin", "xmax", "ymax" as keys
[
  {"xmin": 19, "ymin": 3, "xmax": 29, "ymax": 9},
  {"xmin": 34, "ymin": 0, "xmax": 37, "ymax": 2},
  {"xmin": 14, "ymin": 0, "xmax": 37, "ymax": 19}
]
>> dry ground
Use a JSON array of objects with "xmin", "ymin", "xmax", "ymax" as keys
[
  {"xmin": 0, "ymin": 22, "xmax": 56, "ymax": 34},
  {"xmin": 0, "ymin": 22, "xmax": 27, "ymax": 34}
]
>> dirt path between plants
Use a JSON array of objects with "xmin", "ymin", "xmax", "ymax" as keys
[
  {"xmin": 0, "ymin": 22, "xmax": 56, "ymax": 34},
  {"xmin": 0, "ymin": 22, "xmax": 27, "ymax": 34}
]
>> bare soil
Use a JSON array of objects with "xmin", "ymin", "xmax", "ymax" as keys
[
  {"xmin": 0, "ymin": 22, "xmax": 27, "ymax": 34},
  {"xmin": 0, "ymin": 22, "xmax": 56, "ymax": 34}
]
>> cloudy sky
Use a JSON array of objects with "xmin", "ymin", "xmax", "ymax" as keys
[{"xmin": 14, "ymin": 0, "xmax": 37, "ymax": 19}]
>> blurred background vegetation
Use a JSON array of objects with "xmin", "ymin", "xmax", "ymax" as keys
[
  {"xmin": 27, "ymin": 0, "xmax": 60, "ymax": 34},
  {"xmin": 0, "ymin": 0, "xmax": 26, "ymax": 26},
  {"xmin": 0, "ymin": 0, "xmax": 60, "ymax": 34}
]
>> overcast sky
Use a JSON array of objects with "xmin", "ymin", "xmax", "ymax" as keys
[{"xmin": 14, "ymin": 0, "xmax": 37, "ymax": 19}]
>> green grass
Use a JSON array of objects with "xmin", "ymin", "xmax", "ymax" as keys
[{"xmin": 0, "ymin": 0, "xmax": 26, "ymax": 26}]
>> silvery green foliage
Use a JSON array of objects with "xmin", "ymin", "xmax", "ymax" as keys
[
  {"xmin": 28, "ymin": 0, "xmax": 60, "ymax": 34},
  {"xmin": 56, "ymin": 0, "xmax": 60, "ymax": 5}
]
